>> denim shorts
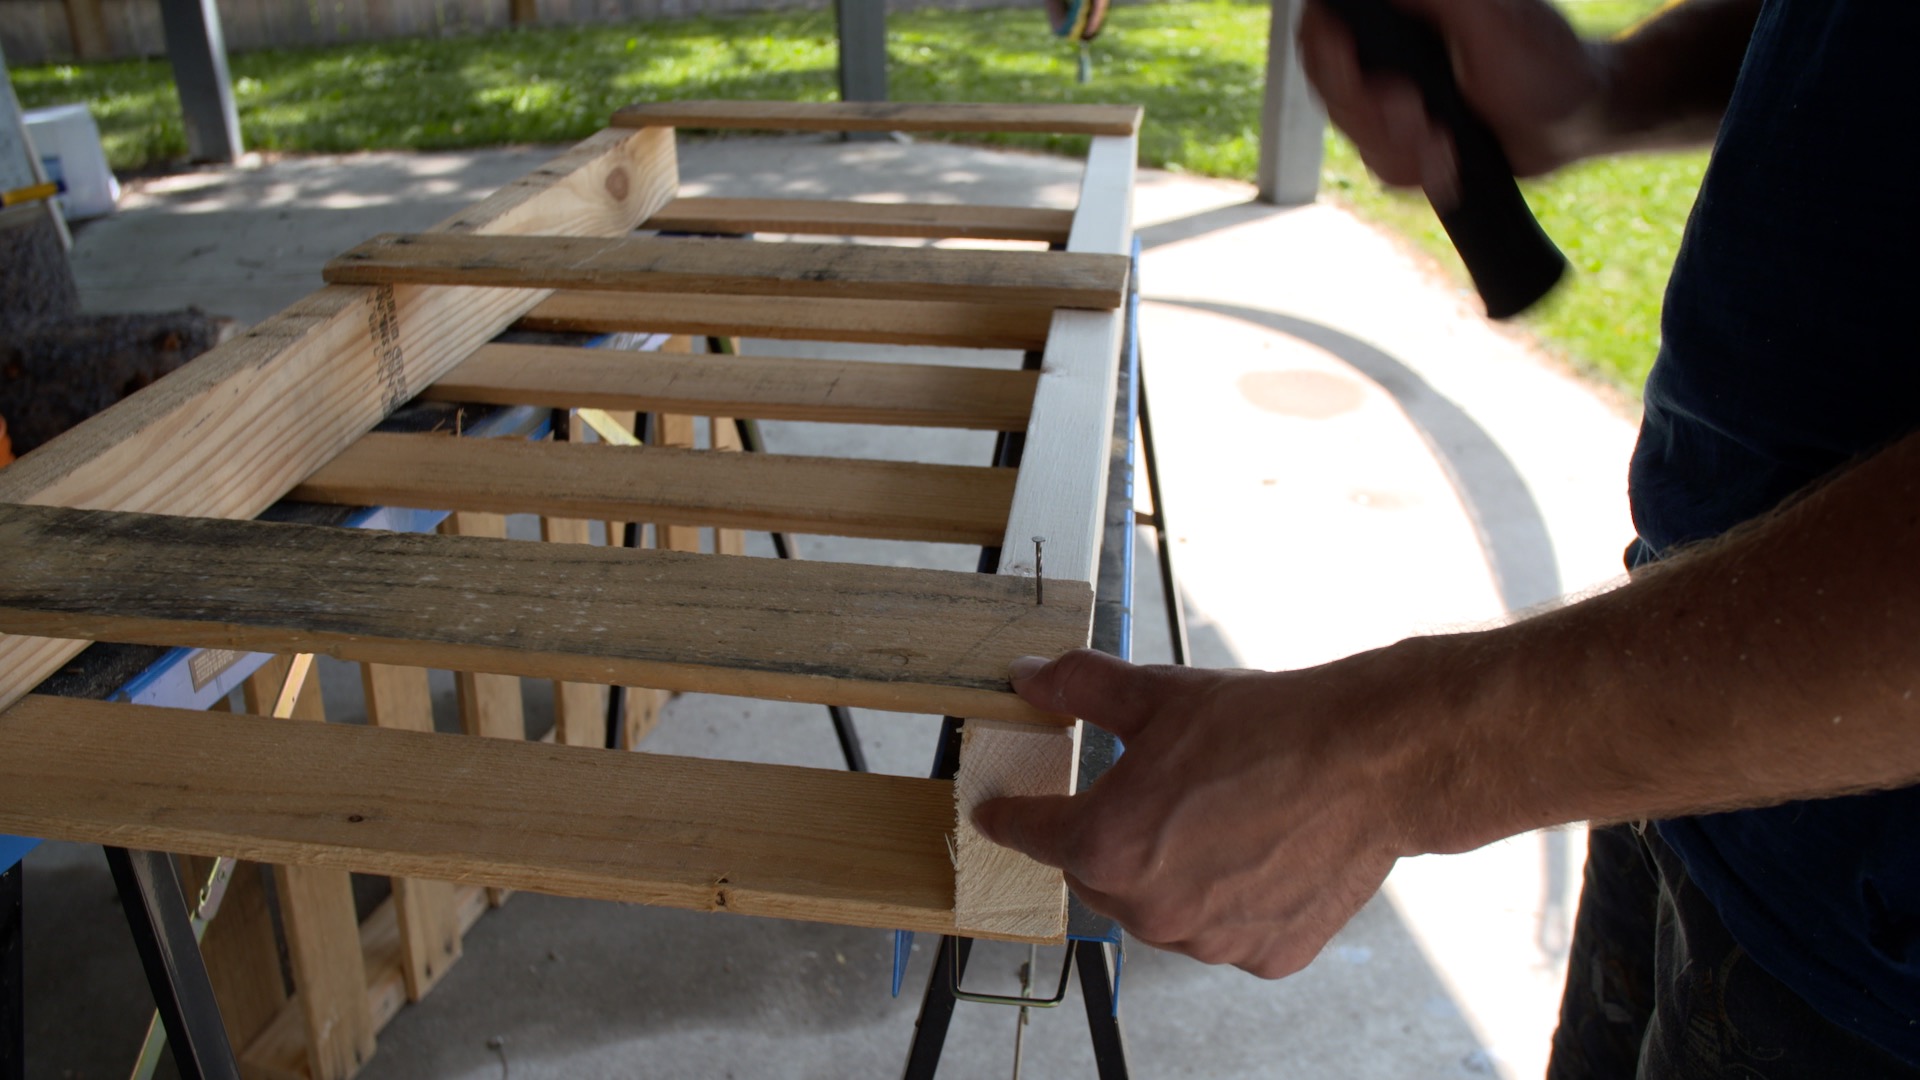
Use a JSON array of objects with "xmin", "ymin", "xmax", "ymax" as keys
[{"xmin": 1546, "ymin": 822, "xmax": 1920, "ymax": 1078}]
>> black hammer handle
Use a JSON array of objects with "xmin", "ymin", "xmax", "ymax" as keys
[{"xmin": 1319, "ymin": 0, "xmax": 1567, "ymax": 318}]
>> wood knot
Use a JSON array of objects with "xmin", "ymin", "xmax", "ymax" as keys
[
  {"xmin": 604, "ymin": 167, "xmax": 631, "ymax": 202},
  {"xmin": 347, "ymin": 813, "xmax": 366, "ymax": 823}
]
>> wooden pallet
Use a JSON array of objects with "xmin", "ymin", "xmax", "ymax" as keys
[{"xmin": 0, "ymin": 100, "xmax": 1138, "ymax": 1076}]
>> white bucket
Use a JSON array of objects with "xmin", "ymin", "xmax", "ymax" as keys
[{"xmin": 24, "ymin": 103, "xmax": 120, "ymax": 221}]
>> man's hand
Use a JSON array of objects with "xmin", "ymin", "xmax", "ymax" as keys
[
  {"xmin": 1299, "ymin": 0, "xmax": 1606, "ymax": 191},
  {"xmin": 1299, "ymin": 0, "xmax": 1762, "ymax": 193},
  {"xmin": 972, "ymin": 647, "xmax": 1429, "ymax": 978}
]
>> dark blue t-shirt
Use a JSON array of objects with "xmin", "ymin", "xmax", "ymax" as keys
[{"xmin": 1630, "ymin": 0, "xmax": 1920, "ymax": 1061}]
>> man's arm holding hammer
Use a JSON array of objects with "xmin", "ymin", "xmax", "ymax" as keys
[{"xmin": 970, "ymin": 0, "xmax": 1920, "ymax": 981}]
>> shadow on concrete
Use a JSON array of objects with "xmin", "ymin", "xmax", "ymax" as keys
[{"xmin": 1148, "ymin": 298, "xmax": 1564, "ymax": 616}]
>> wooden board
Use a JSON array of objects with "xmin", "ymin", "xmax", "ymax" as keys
[
  {"xmin": 951, "ymin": 720, "xmax": 1079, "ymax": 940},
  {"xmin": 613, "ymin": 100, "xmax": 1142, "ymax": 136},
  {"xmin": 292, "ymin": 433, "xmax": 1017, "ymax": 546},
  {"xmin": 242, "ymin": 659, "xmax": 376, "ymax": 1080},
  {"xmin": 437, "ymin": 512, "xmax": 527, "ymax": 744},
  {"xmin": 0, "ymin": 502, "xmax": 1086, "ymax": 725},
  {"xmin": 360, "ymin": 662, "xmax": 465, "ymax": 1001},
  {"xmin": 953, "ymin": 132, "xmax": 1139, "ymax": 939},
  {"xmin": 326, "ymin": 233, "xmax": 1128, "ymax": 311},
  {"xmin": 643, "ymin": 197, "xmax": 1074, "ymax": 244},
  {"xmin": 241, "ymin": 887, "xmax": 488, "ymax": 1079},
  {"xmin": 537, "ymin": 515, "xmax": 612, "ymax": 749},
  {"xmin": 424, "ymin": 344, "xmax": 1039, "ymax": 431},
  {"xmin": 0, "ymin": 125, "xmax": 680, "ymax": 715},
  {"xmin": 519, "ymin": 292, "xmax": 1055, "ymax": 351},
  {"xmin": 0, "ymin": 695, "xmax": 1023, "ymax": 938}
]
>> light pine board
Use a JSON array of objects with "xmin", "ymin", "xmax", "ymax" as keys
[
  {"xmin": 0, "ymin": 125, "xmax": 680, "ymax": 714},
  {"xmin": 424, "ymin": 344, "xmax": 1040, "ymax": 432},
  {"xmin": 360, "ymin": 661, "xmax": 466, "ymax": 1000},
  {"xmin": 613, "ymin": 100, "xmax": 1142, "ymax": 136},
  {"xmin": 242, "ymin": 658, "xmax": 377, "ymax": 1080},
  {"xmin": 536, "ymin": 515, "xmax": 613, "ymax": 750},
  {"xmin": 0, "ymin": 696, "xmax": 1012, "ymax": 937},
  {"xmin": 293, "ymin": 432, "xmax": 1017, "ymax": 546},
  {"xmin": 642, "ymin": 197, "xmax": 1074, "ymax": 245},
  {"xmin": 326, "ymin": 233, "xmax": 1128, "ymax": 311},
  {"xmin": 954, "ymin": 131, "xmax": 1139, "ymax": 939},
  {"xmin": 518, "ymin": 292, "xmax": 1055, "ymax": 351}
]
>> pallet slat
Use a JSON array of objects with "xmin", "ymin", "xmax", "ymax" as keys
[
  {"xmin": 326, "ymin": 234, "xmax": 1127, "ymax": 311},
  {"xmin": 293, "ymin": 433, "xmax": 1016, "ymax": 546},
  {"xmin": 0, "ymin": 126, "xmax": 680, "ymax": 715},
  {"xmin": 0, "ymin": 697, "xmax": 1001, "ymax": 936},
  {"xmin": 0, "ymin": 502, "xmax": 1083, "ymax": 725},
  {"xmin": 953, "ymin": 131, "xmax": 1140, "ymax": 940},
  {"xmin": 519, "ymin": 292, "xmax": 1055, "ymax": 351},
  {"xmin": 613, "ymin": 100, "xmax": 1142, "ymax": 136},
  {"xmin": 643, "ymin": 197, "xmax": 1074, "ymax": 244},
  {"xmin": 425, "ymin": 344, "xmax": 1039, "ymax": 431}
]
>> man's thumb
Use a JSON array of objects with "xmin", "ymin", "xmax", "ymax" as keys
[{"xmin": 970, "ymin": 793, "xmax": 1081, "ymax": 870}]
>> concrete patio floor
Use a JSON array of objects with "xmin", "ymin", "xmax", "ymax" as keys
[{"xmin": 20, "ymin": 133, "xmax": 1641, "ymax": 1079}]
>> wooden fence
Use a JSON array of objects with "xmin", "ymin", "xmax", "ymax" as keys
[{"xmin": 1, "ymin": 0, "xmax": 1005, "ymax": 66}]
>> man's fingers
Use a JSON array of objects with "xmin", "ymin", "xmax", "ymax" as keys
[
  {"xmin": 970, "ymin": 793, "xmax": 1083, "ymax": 870},
  {"xmin": 1006, "ymin": 649, "xmax": 1166, "ymax": 740}
]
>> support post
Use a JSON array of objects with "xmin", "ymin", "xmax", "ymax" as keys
[
  {"xmin": 835, "ymin": 0, "xmax": 888, "ymax": 103},
  {"xmin": 156, "ymin": 0, "xmax": 242, "ymax": 164},
  {"xmin": 1256, "ymin": 0, "xmax": 1325, "ymax": 206}
]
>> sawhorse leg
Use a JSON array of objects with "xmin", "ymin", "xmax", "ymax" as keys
[
  {"xmin": 1, "ymin": 862, "xmax": 20, "ymax": 1080},
  {"xmin": 104, "ymin": 848, "xmax": 240, "ymax": 1080}
]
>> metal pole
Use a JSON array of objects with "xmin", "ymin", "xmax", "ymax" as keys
[
  {"xmin": 835, "ymin": 0, "xmax": 888, "ymax": 103},
  {"xmin": 1, "ymin": 862, "xmax": 21, "ymax": 1080},
  {"xmin": 1256, "ymin": 0, "xmax": 1326, "ymax": 205},
  {"xmin": 104, "ymin": 848, "xmax": 240, "ymax": 1080},
  {"xmin": 156, "ymin": 0, "xmax": 242, "ymax": 163}
]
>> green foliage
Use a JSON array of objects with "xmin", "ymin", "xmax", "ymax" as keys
[{"xmin": 11, "ymin": 0, "xmax": 1700, "ymax": 390}]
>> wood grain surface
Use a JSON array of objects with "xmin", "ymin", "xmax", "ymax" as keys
[
  {"xmin": 0, "ymin": 696, "xmax": 1007, "ymax": 936},
  {"xmin": 518, "ymin": 292, "xmax": 1055, "ymax": 351},
  {"xmin": 293, "ymin": 432, "xmax": 1016, "ymax": 545},
  {"xmin": 642, "ymin": 197, "xmax": 1074, "ymax": 244},
  {"xmin": 0, "ymin": 126, "xmax": 679, "ymax": 713},
  {"xmin": 0, "ymin": 502, "xmax": 1086, "ymax": 724},
  {"xmin": 326, "ymin": 233, "xmax": 1128, "ymax": 311},
  {"xmin": 424, "ymin": 344, "xmax": 1038, "ymax": 431},
  {"xmin": 612, "ymin": 100, "xmax": 1142, "ymax": 136}
]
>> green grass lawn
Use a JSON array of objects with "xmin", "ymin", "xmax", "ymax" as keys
[{"xmin": 10, "ymin": 0, "xmax": 1700, "ymax": 390}]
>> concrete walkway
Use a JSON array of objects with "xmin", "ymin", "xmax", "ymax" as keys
[{"xmin": 26, "ymin": 135, "xmax": 1641, "ymax": 1079}]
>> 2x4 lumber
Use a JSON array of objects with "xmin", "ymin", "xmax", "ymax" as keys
[
  {"xmin": 359, "ymin": 662, "xmax": 465, "ymax": 1001},
  {"xmin": 184, "ymin": 855, "xmax": 286, "ymax": 1057},
  {"xmin": 519, "ymin": 292, "xmax": 1055, "ymax": 351},
  {"xmin": 242, "ymin": 887, "xmax": 488, "ymax": 1079},
  {"xmin": 0, "ymin": 696, "xmax": 1015, "ymax": 938},
  {"xmin": 537, "ymin": 515, "xmax": 612, "ymax": 749},
  {"xmin": 0, "ymin": 502, "xmax": 1087, "ymax": 725},
  {"xmin": 647, "ymin": 335, "xmax": 703, "ymax": 555},
  {"xmin": 292, "ymin": 433, "xmax": 1017, "ymax": 547},
  {"xmin": 424, "ymin": 344, "xmax": 1040, "ymax": 431},
  {"xmin": 0, "ymin": 125, "xmax": 680, "ymax": 715},
  {"xmin": 643, "ymin": 197, "xmax": 1074, "ymax": 245},
  {"xmin": 438, "ymin": 510, "xmax": 525, "ymax": 906},
  {"xmin": 242, "ymin": 658, "xmax": 376, "ymax": 1080},
  {"xmin": 954, "ymin": 132, "xmax": 1139, "ymax": 940},
  {"xmin": 199, "ymin": 694, "xmax": 294, "ymax": 1055},
  {"xmin": 613, "ymin": 100, "xmax": 1143, "ymax": 137},
  {"xmin": 326, "ymin": 233, "xmax": 1129, "ymax": 311}
]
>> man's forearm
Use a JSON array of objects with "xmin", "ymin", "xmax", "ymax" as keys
[
  {"xmin": 1577, "ymin": 0, "xmax": 1764, "ymax": 157},
  {"xmin": 1402, "ymin": 428, "xmax": 1920, "ymax": 855}
]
